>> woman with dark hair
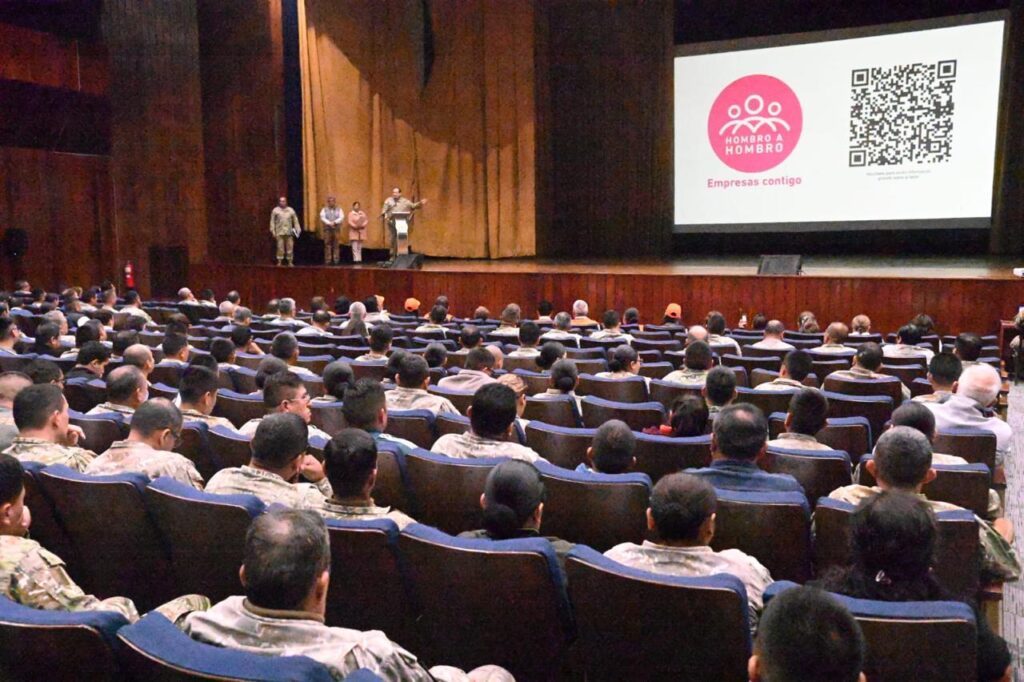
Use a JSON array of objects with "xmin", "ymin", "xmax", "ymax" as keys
[
  {"xmin": 531, "ymin": 359, "xmax": 582, "ymax": 415},
  {"xmin": 815, "ymin": 492, "xmax": 1011, "ymax": 682},
  {"xmin": 644, "ymin": 395, "xmax": 709, "ymax": 438},
  {"xmin": 535, "ymin": 341, "xmax": 566, "ymax": 371},
  {"xmin": 597, "ymin": 344, "xmax": 640, "ymax": 379},
  {"xmin": 459, "ymin": 460, "xmax": 575, "ymax": 572}
]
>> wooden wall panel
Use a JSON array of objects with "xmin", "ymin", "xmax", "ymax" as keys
[
  {"xmin": 192, "ymin": 263, "xmax": 1021, "ymax": 338},
  {"xmin": 0, "ymin": 22, "xmax": 108, "ymax": 94}
]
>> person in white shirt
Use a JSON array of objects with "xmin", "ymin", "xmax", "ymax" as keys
[
  {"xmin": 490, "ymin": 304, "xmax": 522, "ymax": 339},
  {"xmin": 177, "ymin": 287, "xmax": 199, "ymax": 305},
  {"xmin": 414, "ymin": 305, "xmax": 449, "ymax": 334},
  {"xmin": 0, "ymin": 318, "xmax": 23, "ymax": 356},
  {"xmin": 849, "ymin": 314, "xmax": 872, "ymax": 337},
  {"xmin": 507, "ymin": 321, "xmax": 542, "ymax": 359},
  {"xmin": 270, "ymin": 332, "xmax": 318, "ymax": 379},
  {"xmin": 540, "ymin": 312, "xmax": 581, "ymax": 348},
  {"xmin": 214, "ymin": 300, "xmax": 235, "ymax": 323},
  {"xmin": 685, "ymin": 325, "xmax": 709, "ymax": 346},
  {"xmin": 927, "ymin": 363, "xmax": 1013, "ymax": 466},
  {"xmin": 530, "ymin": 359, "xmax": 583, "ymax": 415},
  {"xmin": 318, "ymin": 194, "xmax": 344, "ymax": 265},
  {"xmin": 883, "ymin": 323, "xmax": 934, "ymax": 365},
  {"xmin": 589, "ymin": 310, "xmax": 634, "ymax": 343},
  {"xmin": 706, "ymin": 311, "xmax": 741, "ymax": 356},
  {"xmin": 118, "ymin": 291, "xmax": 153, "ymax": 323},
  {"xmin": 749, "ymin": 320, "xmax": 795, "ymax": 351},
  {"xmin": 268, "ymin": 298, "xmax": 307, "ymax": 327},
  {"xmin": 810, "ymin": 322, "xmax": 856, "ymax": 356},
  {"xmin": 296, "ymin": 311, "xmax": 333, "ymax": 338}
]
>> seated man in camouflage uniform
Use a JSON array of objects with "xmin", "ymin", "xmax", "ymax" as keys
[
  {"xmin": 183, "ymin": 509, "xmax": 511, "ymax": 681},
  {"xmin": 205, "ymin": 413, "xmax": 332, "ymax": 509},
  {"xmin": 85, "ymin": 398, "xmax": 203, "ymax": 489},
  {"xmin": 0, "ymin": 372, "xmax": 31, "ymax": 451},
  {"xmin": 86, "ymin": 365, "xmax": 148, "ymax": 418},
  {"xmin": 341, "ymin": 380, "xmax": 417, "ymax": 455},
  {"xmin": 238, "ymin": 372, "xmax": 329, "ymax": 440},
  {"xmin": 177, "ymin": 365, "xmax": 238, "ymax": 431},
  {"xmin": 663, "ymin": 340, "xmax": 714, "ymax": 386},
  {"xmin": 765, "ymin": 388, "xmax": 834, "ymax": 451},
  {"xmin": 319, "ymin": 429, "xmax": 415, "ymax": 529},
  {"xmin": 384, "ymin": 355, "xmax": 457, "ymax": 417},
  {"xmin": 431, "ymin": 383, "xmax": 545, "ymax": 463},
  {"xmin": 0, "ymin": 453, "xmax": 205, "ymax": 623},
  {"xmin": 4, "ymin": 384, "xmax": 95, "ymax": 471}
]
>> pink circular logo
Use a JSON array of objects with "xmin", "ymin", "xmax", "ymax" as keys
[{"xmin": 707, "ymin": 75, "xmax": 802, "ymax": 173}]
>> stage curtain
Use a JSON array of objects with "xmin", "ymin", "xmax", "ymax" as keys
[{"xmin": 297, "ymin": 0, "xmax": 536, "ymax": 258}]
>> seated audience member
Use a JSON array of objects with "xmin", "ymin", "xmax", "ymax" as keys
[
  {"xmin": 570, "ymin": 299, "xmax": 598, "ymax": 327},
  {"xmin": 536, "ymin": 299, "xmax": 554, "ymax": 323},
  {"xmin": 496, "ymin": 373, "xmax": 529, "ymax": 429},
  {"xmin": 161, "ymin": 332, "xmax": 191, "ymax": 367},
  {"xmin": 0, "ymin": 318, "xmax": 21, "ymax": 356},
  {"xmin": 0, "ymin": 372, "xmax": 31, "ymax": 451},
  {"xmin": 827, "ymin": 342, "xmax": 911, "ymax": 400},
  {"xmin": 230, "ymin": 324, "xmax": 263, "ymax": 357},
  {"xmin": 354, "ymin": 325, "xmax": 392, "ymax": 363},
  {"xmin": 911, "ymin": 313, "xmax": 936, "ymax": 336},
  {"xmin": 385, "ymin": 355, "xmax": 457, "ymax": 416},
  {"xmin": 0, "ymin": 453, "xmax": 205, "ymax": 624},
  {"xmin": 165, "ymin": 314, "xmax": 191, "ymax": 337},
  {"xmin": 432, "ymin": 383, "xmax": 544, "ymax": 462},
  {"xmin": 797, "ymin": 310, "xmax": 817, "ymax": 329},
  {"xmin": 814, "ymin": 492, "xmax": 1011, "ymax": 682},
  {"xmin": 927, "ymin": 363, "xmax": 1012, "ymax": 466},
  {"xmin": 754, "ymin": 350, "xmax": 812, "ymax": 392},
  {"xmin": 310, "ymin": 296, "xmax": 329, "ymax": 314},
  {"xmin": 253, "ymin": 356, "xmax": 289, "ymax": 395},
  {"xmin": 704, "ymin": 366, "xmax": 737, "ymax": 417},
  {"xmin": 314, "ymin": 360, "xmax": 353, "ymax": 404},
  {"xmin": 31, "ymin": 322, "xmax": 62, "ymax": 357},
  {"xmin": 270, "ymin": 332, "xmax": 317, "ymax": 379},
  {"xmin": 644, "ymin": 395, "xmax": 709, "ymax": 438},
  {"xmin": 688, "ymin": 404, "xmax": 803, "ymax": 493},
  {"xmin": 319, "ymin": 428, "xmax": 415, "ymax": 528},
  {"xmin": 123, "ymin": 343, "xmax": 156, "ymax": 381},
  {"xmin": 749, "ymin": 586, "xmax": 865, "ymax": 682},
  {"xmin": 23, "ymin": 358, "xmax": 64, "ymax": 387},
  {"xmin": 60, "ymin": 320, "xmax": 107, "ymax": 360},
  {"xmin": 64, "ymin": 341, "xmax": 111, "ymax": 381},
  {"xmin": 423, "ymin": 342, "xmax": 448, "ymax": 369},
  {"xmin": 828, "ymin": 427, "xmax": 1019, "ymax": 583},
  {"xmin": 540, "ymin": 312, "xmax": 581, "ymax": 347},
  {"xmin": 605, "ymin": 473, "xmax": 773, "ymax": 631},
  {"xmin": 766, "ymin": 388, "xmax": 832, "ymax": 451},
  {"xmin": 685, "ymin": 324, "xmax": 709, "ymax": 345},
  {"xmin": 79, "ymin": 286, "xmax": 99, "ymax": 312},
  {"xmin": 595, "ymin": 344, "xmax": 643, "ymax": 381},
  {"xmin": 332, "ymin": 296, "xmax": 350, "ymax": 316},
  {"xmin": 661, "ymin": 303, "xmax": 681, "ymax": 325},
  {"xmin": 473, "ymin": 306, "xmax": 491, "ymax": 323},
  {"xmin": 44, "ymin": 310, "xmax": 74, "ymax": 346},
  {"xmin": 87, "ymin": 365, "xmax": 148, "ymax": 417},
  {"xmin": 341, "ymin": 379, "xmax": 417, "ymax": 453},
  {"xmin": 490, "ymin": 304, "xmax": 522, "ymax": 338},
  {"xmin": 206, "ymin": 413, "xmax": 331, "ymax": 508},
  {"xmin": 749, "ymin": 320, "xmax": 796, "ymax": 351},
  {"xmin": 508, "ymin": 321, "xmax": 542, "ymax": 358},
  {"xmin": 954, "ymin": 332, "xmax": 985, "ymax": 367},
  {"xmin": 178, "ymin": 287, "xmax": 199, "ymax": 305},
  {"xmin": 883, "ymin": 323, "xmax": 934, "ymax": 364},
  {"xmin": 750, "ymin": 313, "xmax": 768, "ymax": 331},
  {"xmin": 535, "ymin": 341, "xmax": 567, "ymax": 371},
  {"xmin": 232, "ymin": 305, "xmax": 254, "ymax": 327},
  {"xmin": 623, "ymin": 307, "xmax": 641, "ymax": 327},
  {"xmin": 264, "ymin": 299, "xmax": 280, "ymax": 319},
  {"xmin": 214, "ymin": 300, "xmax": 235, "ymax": 323},
  {"xmin": 268, "ymin": 297, "xmax": 306, "ymax": 327},
  {"xmin": 239, "ymin": 371, "xmax": 329, "ymax": 440},
  {"xmin": 460, "ymin": 459, "xmax": 574, "ymax": 569},
  {"xmin": 414, "ymin": 304, "xmax": 448, "ymax": 333},
  {"xmin": 85, "ymin": 398, "xmax": 202, "ymax": 489},
  {"xmin": 339, "ymin": 301, "xmax": 370, "ymax": 338},
  {"xmin": 590, "ymin": 310, "xmax": 634, "ymax": 342},
  {"xmin": 800, "ymin": 319, "xmax": 820, "ymax": 333},
  {"xmin": 914, "ymin": 352, "xmax": 961, "ymax": 404},
  {"xmin": 119, "ymin": 290, "xmax": 153, "ymax": 322},
  {"xmin": 209, "ymin": 337, "xmax": 239, "ymax": 371},
  {"xmin": 706, "ymin": 311, "xmax": 741, "ymax": 356},
  {"xmin": 577, "ymin": 419, "xmax": 636, "ymax": 474},
  {"xmin": 111, "ymin": 329, "xmax": 139, "ymax": 361},
  {"xmin": 437, "ymin": 347, "xmax": 498, "ymax": 392},
  {"xmin": 663, "ymin": 340, "xmax": 714, "ymax": 386},
  {"xmin": 363, "ymin": 295, "xmax": 390, "ymax": 324},
  {"xmin": 811, "ymin": 323, "xmax": 855, "ymax": 355},
  {"xmin": 4, "ymin": 384, "xmax": 96, "ymax": 470},
  {"xmin": 485, "ymin": 344, "xmax": 504, "ymax": 372},
  {"xmin": 176, "ymin": 365, "xmax": 237, "ymax": 430},
  {"xmin": 849, "ymin": 314, "xmax": 872, "ymax": 337},
  {"xmin": 183, "ymin": 510, "xmax": 509, "ymax": 680},
  {"xmin": 453, "ymin": 324, "xmax": 484, "ymax": 356},
  {"xmin": 531, "ymin": 359, "xmax": 582, "ymax": 413},
  {"xmin": 296, "ymin": 310, "xmax": 332, "ymax": 337}
]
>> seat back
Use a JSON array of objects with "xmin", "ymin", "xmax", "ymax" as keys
[
  {"xmin": 384, "ymin": 409, "xmax": 437, "ymax": 449},
  {"xmin": 207, "ymin": 426, "xmax": 254, "ymax": 469},
  {"xmin": 581, "ymin": 396, "xmax": 664, "ymax": 431},
  {"xmin": 367, "ymin": 443, "xmax": 410, "ymax": 512},
  {"xmin": 351, "ymin": 361, "xmax": 391, "ymax": 383},
  {"xmin": 37, "ymin": 465, "xmax": 178, "ymax": 611},
  {"xmin": 738, "ymin": 387, "xmax": 796, "ymax": 417},
  {"xmin": 225, "ymin": 366, "xmax": 259, "ymax": 394},
  {"xmin": 524, "ymin": 422, "xmax": 595, "ymax": 470},
  {"xmin": 150, "ymin": 363, "xmax": 184, "ymax": 388},
  {"xmin": 211, "ymin": 390, "xmax": 266, "ymax": 429},
  {"xmin": 763, "ymin": 447, "xmax": 851, "ymax": 508},
  {"xmin": 879, "ymin": 363, "xmax": 926, "ymax": 386},
  {"xmin": 503, "ymin": 354, "xmax": 540, "ymax": 372},
  {"xmin": 536, "ymin": 462, "xmax": 651, "ymax": 551},
  {"xmin": 856, "ymin": 456, "xmax": 991, "ymax": 518},
  {"xmin": 822, "ymin": 392, "xmax": 894, "ymax": 446},
  {"xmin": 764, "ymin": 582, "xmax": 976, "ymax": 682},
  {"xmin": 64, "ymin": 379, "xmax": 108, "ymax": 413},
  {"xmin": 309, "ymin": 400, "xmax": 345, "ymax": 437},
  {"xmin": 576, "ymin": 374, "xmax": 649, "ymax": 403},
  {"xmin": 932, "ymin": 429, "xmax": 997, "ymax": 471},
  {"xmin": 426, "ymin": 385, "xmax": 474, "ymax": 415},
  {"xmin": 173, "ymin": 422, "xmax": 222, "ymax": 483},
  {"xmin": 648, "ymin": 379, "xmax": 703, "ymax": 410},
  {"xmin": 69, "ymin": 412, "xmax": 129, "ymax": 455},
  {"xmin": 823, "ymin": 374, "xmax": 903, "ymax": 406},
  {"xmin": 399, "ymin": 525, "xmax": 573, "ymax": 680},
  {"xmin": 435, "ymin": 411, "xmax": 472, "ymax": 439},
  {"xmin": 637, "ymin": 361, "xmax": 673, "ymax": 380},
  {"xmin": 513, "ymin": 368, "xmax": 553, "ymax": 396},
  {"xmin": 21, "ymin": 461, "xmax": 78, "ymax": 572},
  {"xmin": 566, "ymin": 546, "xmax": 750, "ymax": 681},
  {"xmin": 523, "ymin": 394, "xmax": 581, "ymax": 427},
  {"xmin": 0, "ymin": 595, "xmax": 127, "ymax": 682},
  {"xmin": 711, "ymin": 489, "xmax": 811, "ymax": 583},
  {"xmin": 403, "ymin": 450, "xmax": 500, "ymax": 534},
  {"xmin": 721, "ymin": 354, "xmax": 781, "ymax": 378},
  {"xmin": 633, "ymin": 433, "xmax": 712, "ymax": 483},
  {"xmin": 116, "ymin": 612, "xmax": 334, "ymax": 681},
  {"xmin": 144, "ymin": 478, "xmax": 264, "ymax": 604},
  {"xmin": 769, "ymin": 414, "xmax": 871, "ymax": 458}
]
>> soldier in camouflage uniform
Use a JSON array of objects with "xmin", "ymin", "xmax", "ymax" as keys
[
  {"xmin": 0, "ymin": 371, "xmax": 31, "ymax": 452},
  {"xmin": 662, "ymin": 340, "xmax": 714, "ymax": 386},
  {"xmin": 383, "ymin": 355, "xmax": 457, "ymax": 417},
  {"xmin": 4, "ymin": 384, "xmax": 95, "ymax": 471},
  {"xmin": 85, "ymin": 365, "xmax": 148, "ymax": 418}
]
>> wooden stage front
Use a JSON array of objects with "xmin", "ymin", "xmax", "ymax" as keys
[{"xmin": 192, "ymin": 255, "xmax": 1023, "ymax": 337}]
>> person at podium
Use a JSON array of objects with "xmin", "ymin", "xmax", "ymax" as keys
[{"xmin": 380, "ymin": 186, "xmax": 427, "ymax": 261}]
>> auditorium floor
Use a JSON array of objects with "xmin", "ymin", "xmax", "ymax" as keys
[{"xmin": 1004, "ymin": 385, "xmax": 1024, "ymax": 674}]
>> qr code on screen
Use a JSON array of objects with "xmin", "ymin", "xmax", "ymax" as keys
[{"xmin": 848, "ymin": 60, "xmax": 957, "ymax": 167}]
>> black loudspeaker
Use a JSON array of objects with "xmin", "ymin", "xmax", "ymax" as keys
[
  {"xmin": 1, "ymin": 229, "xmax": 28, "ymax": 258},
  {"xmin": 757, "ymin": 254, "xmax": 803, "ymax": 275},
  {"xmin": 388, "ymin": 253, "xmax": 425, "ymax": 270}
]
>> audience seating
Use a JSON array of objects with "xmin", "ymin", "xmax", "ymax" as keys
[
  {"xmin": 721, "ymin": 354, "xmax": 781, "ymax": 377},
  {"xmin": 365, "ymin": 442, "xmax": 410, "ymax": 512},
  {"xmin": 738, "ymin": 387, "xmax": 796, "ymax": 418},
  {"xmin": 21, "ymin": 460, "xmax": 80, "ymax": 577},
  {"xmin": 427, "ymin": 385, "xmax": 474, "ymax": 415},
  {"xmin": 116, "ymin": 612, "xmax": 335, "ymax": 681},
  {"xmin": 879, "ymin": 363, "xmax": 927, "ymax": 386},
  {"xmin": 512, "ymin": 369, "xmax": 552, "ymax": 396},
  {"xmin": 743, "ymin": 346, "xmax": 790, "ymax": 361},
  {"xmin": 69, "ymin": 412, "xmax": 129, "ymax": 455},
  {"xmin": 536, "ymin": 461, "xmax": 651, "ymax": 552},
  {"xmin": 932, "ymin": 428, "xmax": 998, "ymax": 471},
  {"xmin": 149, "ymin": 364, "xmax": 184, "ymax": 388},
  {"xmin": 148, "ymin": 382, "xmax": 178, "ymax": 401},
  {"xmin": 398, "ymin": 524, "xmax": 574, "ymax": 680},
  {"xmin": 765, "ymin": 582, "xmax": 977, "ymax": 682},
  {"xmin": 632, "ymin": 433, "xmax": 713, "ymax": 483},
  {"xmin": 351, "ymin": 361, "xmax": 392, "ymax": 383},
  {"xmin": 524, "ymin": 422, "xmax": 594, "ymax": 470},
  {"xmin": 648, "ymin": 379, "xmax": 702, "ymax": 410},
  {"xmin": 566, "ymin": 546, "xmax": 751, "ymax": 681},
  {"xmin": 211, "ymin": 390, "xmax": 265, "ymax": 429},
  {"xmin": 503, "ymin": 355, "xmax": 540, "ymax": 372},
  {"xmin": 762, "ymin": 446, "xmax": 852, "ymax": 508},
  {"xmin": 711, "ymin": 489, "xmax": 811, "ymax": 583},
  {"xmin": 64, "ymin": 379, "xmax": 107, "ymax": 414},
  {"xmin": 812, "ymin": 498, "xmax": 979, "ymax": 600},
  {"xmin": 144, "ymin": 478, "xmax": 264, "ymax": 604},
  {"xmin": 0, "ymin": 595, "xmax": 128, "ymax": 682},
  {"xmin": 768, "ymin": 413, "xmax": 871, "ymax": 457},
  {"xmin": 856, "ymin": 456, "xmax": 991, "ymax": 517},
  {"xmin": 877, "ymin": 354, "xmax": 927, "ymax": 367},
  {"xmin": 637, "ymin": 361, "xmax": 673, "ymax": 380},
  {"xmin": 174, "ymin": 422, "xmax": 222, "ymax": 481},
  {"xmin": 823, "ymin": 373, "xmax": 904, "ymax": 406},
  {"xmin": 576, "ymin": 374, "xmax": 649, "ymax": 403},
  {"xmin": 435, "ymin": 411, "xmax": 471, "ymax": 439},
  {"xmin": 822, "ymin": 392, "xmax": 894, "ymax": 446},
  {"xmin": 910, "ymin": 377, "xmax": 933, "ymax": 397},
  {"xmin": 385, "ymin": 409, "xmax": 437, "ymax": 449},
  {"xmin": 37, "ymin": 465, "xmax": 179, "ymax": 611},
  {"xmin": 309, "ymin": 399, "xmax": 345, "ymax": 437},
  {"xmin": 580, "ymin": 396, "xmax": 664, "ymax": 431},
  {"xmin": 523, "ymin": 395, "xmax": 582, "ymax": 428},
  {"xmin": 749, "ymin": 368, "xmax": 817, "ymax": 388},
  {"xmin": 403, "ymin": 450, "xmax": 499, "ymax": 534},
  {"xmin": 207, "ymin": 425, "xmax": 253, "ymax": 469}
]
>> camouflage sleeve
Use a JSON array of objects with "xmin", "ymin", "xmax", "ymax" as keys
[
  {"xmin": 12, "ymin": 547, "xmax": 139, "ymax": 622},
  {"xmin": 986, "ymin": 489, "xmax": 1004, "ymax": 521},
  {"xmin": 183, "ymin": 460, "xmax": 205, "ymax": 490},
  {"xmin": 342, "ymin": 638, "xmax": 434, "ymax": 682},
  {"xmin": 978, "ymin": 516, "xmax": 1021, "ymax": 582},
  {"xmin": 69, "ymin": 447, "xmax": 97, "ymax": 472},
  {"xmin": 154, "ymin": 594, "xmax": 210, "ymax": 626}
]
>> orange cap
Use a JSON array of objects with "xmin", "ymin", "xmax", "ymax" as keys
[
  {"xmin": 664, "ymin": 303, "xmax": 681, "ymax": 319},
  {"xmin": 404, "ymin": 297, "xmax": 421, "ymax": 312}
]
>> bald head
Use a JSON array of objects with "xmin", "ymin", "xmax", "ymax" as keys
[
  {"xmin": 956, "ymin": 363, "xmax": 1001, "ymax": 407},
  {"xmin": 486, "ymin": 344, "xmax": 504, "ymax": 370},
  {"xmin": 824, "ymin": 322, "xmax": 849, "ymax": 345},
  {"xmin": 129, "ymin": 398, "xmax": 182, "ymax": 447},
  {"xmin": 686, "ymin": 325, "xmax": 708, "ymax": 344},
  {"xmin": 106, "ymin": 365, "xmax": 148, "ymax": 407},
  {"xmin": 764, "ymin": 320, "xmax": 785, "ymax": 337},
  {"xmin": 0, "ymin": 372, "xmax": 32, "ymax": 409},
  {"xmin": 123, "ymin": 344, "xmax": 155, "ymax": 376}
]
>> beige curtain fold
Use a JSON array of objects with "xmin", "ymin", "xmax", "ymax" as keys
[{"xmin": 298, "ymin": 0, "xmax": 536, "ymax": 258}]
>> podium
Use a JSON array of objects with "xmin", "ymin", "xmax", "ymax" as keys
[{"xmin": 390, "ymin": 211, "xmax": 411, "ymax": 256}]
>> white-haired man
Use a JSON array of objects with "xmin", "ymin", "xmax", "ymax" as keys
[
  {"xmin": 927, "ymin": 363, "xmax": 1012, "ymax": 465},
  {"xmin": 215, "ymin": 300, "xmax": 235, "ymax": 323},
  {"xmin": 749, "ymin": 320, "xmax": 795, "ymax": 351},
  {"xmin": 269, "ymin": 298, "xmax": 307, "ymax": 327},
  {"xmin": 570, "ymin": 300, "xmax": 598, "ymax": 327}
]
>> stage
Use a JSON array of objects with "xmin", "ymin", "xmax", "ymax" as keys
[{"xmin": 191, "ymin": 255, "xmax": 1023, "ymax": 338}]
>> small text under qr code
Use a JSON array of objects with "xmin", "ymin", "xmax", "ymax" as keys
[{"xmin": 849, "ymin": 60, "xmax": 957, "ymax": 167}]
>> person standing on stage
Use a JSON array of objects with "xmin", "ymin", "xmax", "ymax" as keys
[
  {"xmin": 318, "ymin": 195, "xmax": 344, "ymax": 265},
  {"xmin": 269, "ymin": 196, "xmax": 300, "ymax": 267},
  {"xmin": 347, "ymin": 201, "xmax": 368, "ymax": 263},
  {"xmin": 380, "ymin": 186, "xmax": 427, "ymax": 260}
]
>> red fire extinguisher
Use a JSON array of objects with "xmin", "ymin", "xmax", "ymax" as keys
[{"xmin": 124, "ymin": 261, "xmax": 136, "ymax": 289}]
